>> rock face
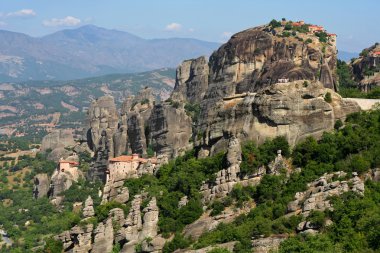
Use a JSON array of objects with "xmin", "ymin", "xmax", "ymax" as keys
[
  {"xmin": 183, "ymin": 203, "xmax": 254, "ymax": 240},
  {"xmin": 84, "ymin": 22, "xmax": 360, "ymax": 162},
  {"xmin": 58, "ymin": 195, "xmax": 163, "ymax": 253},
  {"xmin": 167, "ymin": 23, "xmax": 359, "ymax": 158},
  {"xmin": 287, "ymin": 171, "xmax": 365, "ymax": 217},
  {"xmin": 101, "ymin": 179, "xmax": 130, "ymax": 204},
  {"xmin": 207, "ymin": 25, "xmax": 337, "ymax": 96},
  {"xmin": 50, "ymin": 166, "xmax": 83, "ymax": 197},
  {"xmin": 87, "ymin": 95, "xmax": 119, "ymax": 155},
  {"xmin": 171, "ymin": 56, "xmax": 209, "ymax": 103},
  {"xmin": 149, "ymin": 103, "xmax": 193, "ymax": 158},
  {"xmin": 201, "ymin": 136, "xmax": 243, "ymax": 202},
  {"xmin": 251, "ymin": 235, "xmax": 288, "ymax": 253},
  {"xmin": 41, "ymin": 130, "xmax": 76, "ymax": 162},
  {"xmin": 41, "ymin": 130, "xmax": 76, "ymax": 152},
  {"xmin": 87, "ymin": 89, "xmax": 163, "ymax": 181},
  {"xmin": 33, "ymin": 174, "xmax": 50, "ymax": 199},
  {"xmin": 175, "ymin": 242, "xmax": 237, "ymax": 253},
  {"xmin": 123, "ymin": 87, "xmax": 156, "ymax": 156},
  {"xmin": 196, "ymin": 80, "xmax": 360, "ymax": 155},
  {"xmin": 92, "ymin": 218, "xmax": 114, "ymax": 253},
  {"xmin": 86, "ymin": 96, "xmax": 119, "ymax": 181},
  {"xmin": 82, "ymin": 196, "xmax": 95, "ymax": 218},
  {"xmin": 352, "ymin": 43, "xmax": 380, "ymax": 91}
]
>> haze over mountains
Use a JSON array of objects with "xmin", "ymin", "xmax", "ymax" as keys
[{"xmin": 0, "ymin": 25, "xmax": 220, "ymax": 82}]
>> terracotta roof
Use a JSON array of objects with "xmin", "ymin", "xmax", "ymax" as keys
[
  {"xmin": 109, "ymin": 155, "xmax": 158, "ymax": 164},
  {"xmin": 109, "ymin": 155, "xmax": 134, "ymax": 162},
  {"xmin": 292, "ymin": 22, "xmax": 303, "ymax": 27},
  {"xmin": 109, "ymin": 155, "xmax": 148, "ymax": 163},
  {"xmin": 373, "ymin": 51, "xmax": 380, "ymax": 55},
  {"xmin": 59, "ymin": 160, "xmax": 79, "ymax": 165},
  {"xmin": 309, "ymin": 25, "xmax": 324, "ymax": 30}
]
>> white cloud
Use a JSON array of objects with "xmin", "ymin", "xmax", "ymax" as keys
[
  {"xmin": 165, "ymin": 22, "xmax": 182, "ymax": 31},
  {"xmin": 43, "ymin": 16, "xmax": 81, "ymax": 27},
  {"xmin": 0, "ymin": 21, "xmax": 6, "ymax": 27},
  {"xmin": 6, "ymin": 9, "xmax": 36, "ymax": 17},
  {"xmin": 221, "ymin": 31, "xmax": 233, "ymax": 38}
]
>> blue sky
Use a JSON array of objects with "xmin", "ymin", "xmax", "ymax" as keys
[{"xmin": 0, "ymin": 0, "xmax": 379, "ymax": 52}]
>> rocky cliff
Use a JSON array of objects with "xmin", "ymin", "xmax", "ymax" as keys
[
  {"xmin": 157, "ymin": 22, "xmax": 358, "ymax": 158},
  {"xmin": 207, "ymin": 25, "xmax": 337, "ymax": 96},
  {"xmin": 196, "ymin": 80, "xmax": 359, "ymax": 156},
  {"xmin": 86, "ymin": 21, "xmax": 360, "ymax": 175},
  {"xmin": 41, "ymin": 130, "xmax": 76, "ymax": 162},
  {"xmin": 86, "ymin": 88, "xmax": 190, "ymax": 181},
  {"xmin": 351, "ymin": 43, "xmax": 380, "ymax": 91},
  {"xmin": 171, "ymin": 56, "xmax": 209, "ymax": 104},
  {"xmin": 57, "ymin": 195, "xmax": 164, "ymax": 253}
]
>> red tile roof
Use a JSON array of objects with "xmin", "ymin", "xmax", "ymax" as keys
[
  {"xmin": 373, "ymin": 51, "xmax": 380, "ymax": 55},
  {"xmin": 59, "ymin": 160, "xmax": 79, "ymax": 165},
  {"xmin": 109, "ymin": 155, "xmax": 134, "ymax": 162},
  {"xmin": 109, "ymin": 155, "xmax": 150, "ymax": 163},
  {"xmin": 309, "ymin": 25, "xmax": 324, "ymax": 31}
]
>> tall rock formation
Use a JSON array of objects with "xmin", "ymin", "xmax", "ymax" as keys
[
  {"xmin": 171, "ymin": 56, "xmax": 210, "ymax": 103},
  {"xmin": 197, "ymin": 80, "xmax": 359, "ymax": 156},
  {"xmin": 85, "ymin": 21, "xmax": 360, "ymax": 161},
  {"xmin": 57, "ymin": 195, "xmax": 163, "ymax": 253},
  {"xmin": 207, "ymin": 25, "xmax": 337, "ymax": 97},
  {"xmin": 149, "ymin": 103, "xmax": 193, "ymax": 158},
  {"xmin": 192, "ymin": 23, "xmax": 359, "ymax": 156},
  {"xmin": 87, "ymin": 95, "xmax": 119, "ymax": 156},
  {"xmin": 41, "ymin": 130, "xmax": 76, "ymax": 162},
  {"xmin": 351, "ymin": 43, "xmax": 380, "ymax": 91},
  {"xmin": 86, "ymin": 96, "xmax": 119, "ymax": 181},
  {"xmin": 41, "ymin": 129, "xmax": 76, "ymax": 152},
  {"xmin": 33, "ymin": 174, "xmax": 50, "ymax": 199}
]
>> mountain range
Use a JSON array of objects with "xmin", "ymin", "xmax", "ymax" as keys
[
  {"xmin": 0, "ymin": 25, "xmax": 219, "ymax": 82},
  {"xmin": 338, "ymin": 50, "xmax": 359, "ymax": 62}
]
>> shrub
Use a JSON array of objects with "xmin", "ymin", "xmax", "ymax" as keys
[
  {"xmin": 208, "ymin": 248, "xmax": 231, "ymax": 253},
  {"xmin": 269, "ymin": 19, "xmax": 281, "ymax": 28},
  {"xmin": 163, "ymin": 233, "xmax": 192, "ymax": 253},
  {"xmin": 210, "ymin": 200, "xmax": 225, "ymax": 216},
  {"xmin": 308, "ymin": 210, "xmax": 326, "ymax": 228},
  {"xmin": 324, "ymin": 92, "xmax": 332, "ymax": 103}
]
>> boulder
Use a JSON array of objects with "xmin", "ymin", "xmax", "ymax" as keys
[
  {"xmin": 41, "ymin": 130, "xmax": 75, "ymax": 152},
  {"xmin": 33, "ymin": 174, "xmax": 50, "ymax": 199},
  {"xmin": 83, "ymin": 196, "xmax": 95, "ymax": 218},
  {"xmin": 92, "ymin": 218, "xmax": 114, "ymax": 253},
  {"xmin": 139, "ymin": 197, "xmax": 159, "ymax": 240}
]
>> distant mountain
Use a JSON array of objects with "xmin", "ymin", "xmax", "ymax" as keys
[
  {"xmin": 0, "ymin": 68, "xmax": 175, "ymax": 137},
  {"xmin": 338, "ymin": 50, "xmax": 359, "ymax": 62},
  {"xmin": 0, "ymin": 25, "xmax": 219, "ymax": 81}
]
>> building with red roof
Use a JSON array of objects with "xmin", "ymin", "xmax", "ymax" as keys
[
  {"xmin": 107, "ymin": 154, "xmax": 157, "ymax": 182},
  {"xmin": 308, "ymin": 25, "xmax": 324, "ymax": 33},
  {"xmin": 58, "ymin": 160, "xmax": 79, "ymax": 173},
  {"xmin": 292, "ymin": 20, "xmax": 305, "ymax": 27}
]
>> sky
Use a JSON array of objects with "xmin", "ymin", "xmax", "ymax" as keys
[{"xmin": 0, "ymin": 0, "xmax": 379, "ymax": 53}]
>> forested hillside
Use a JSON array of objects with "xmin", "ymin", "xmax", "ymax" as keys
[{"xmin": 1, "ymin": 108, "xmax": 379, "ymax": 252}]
